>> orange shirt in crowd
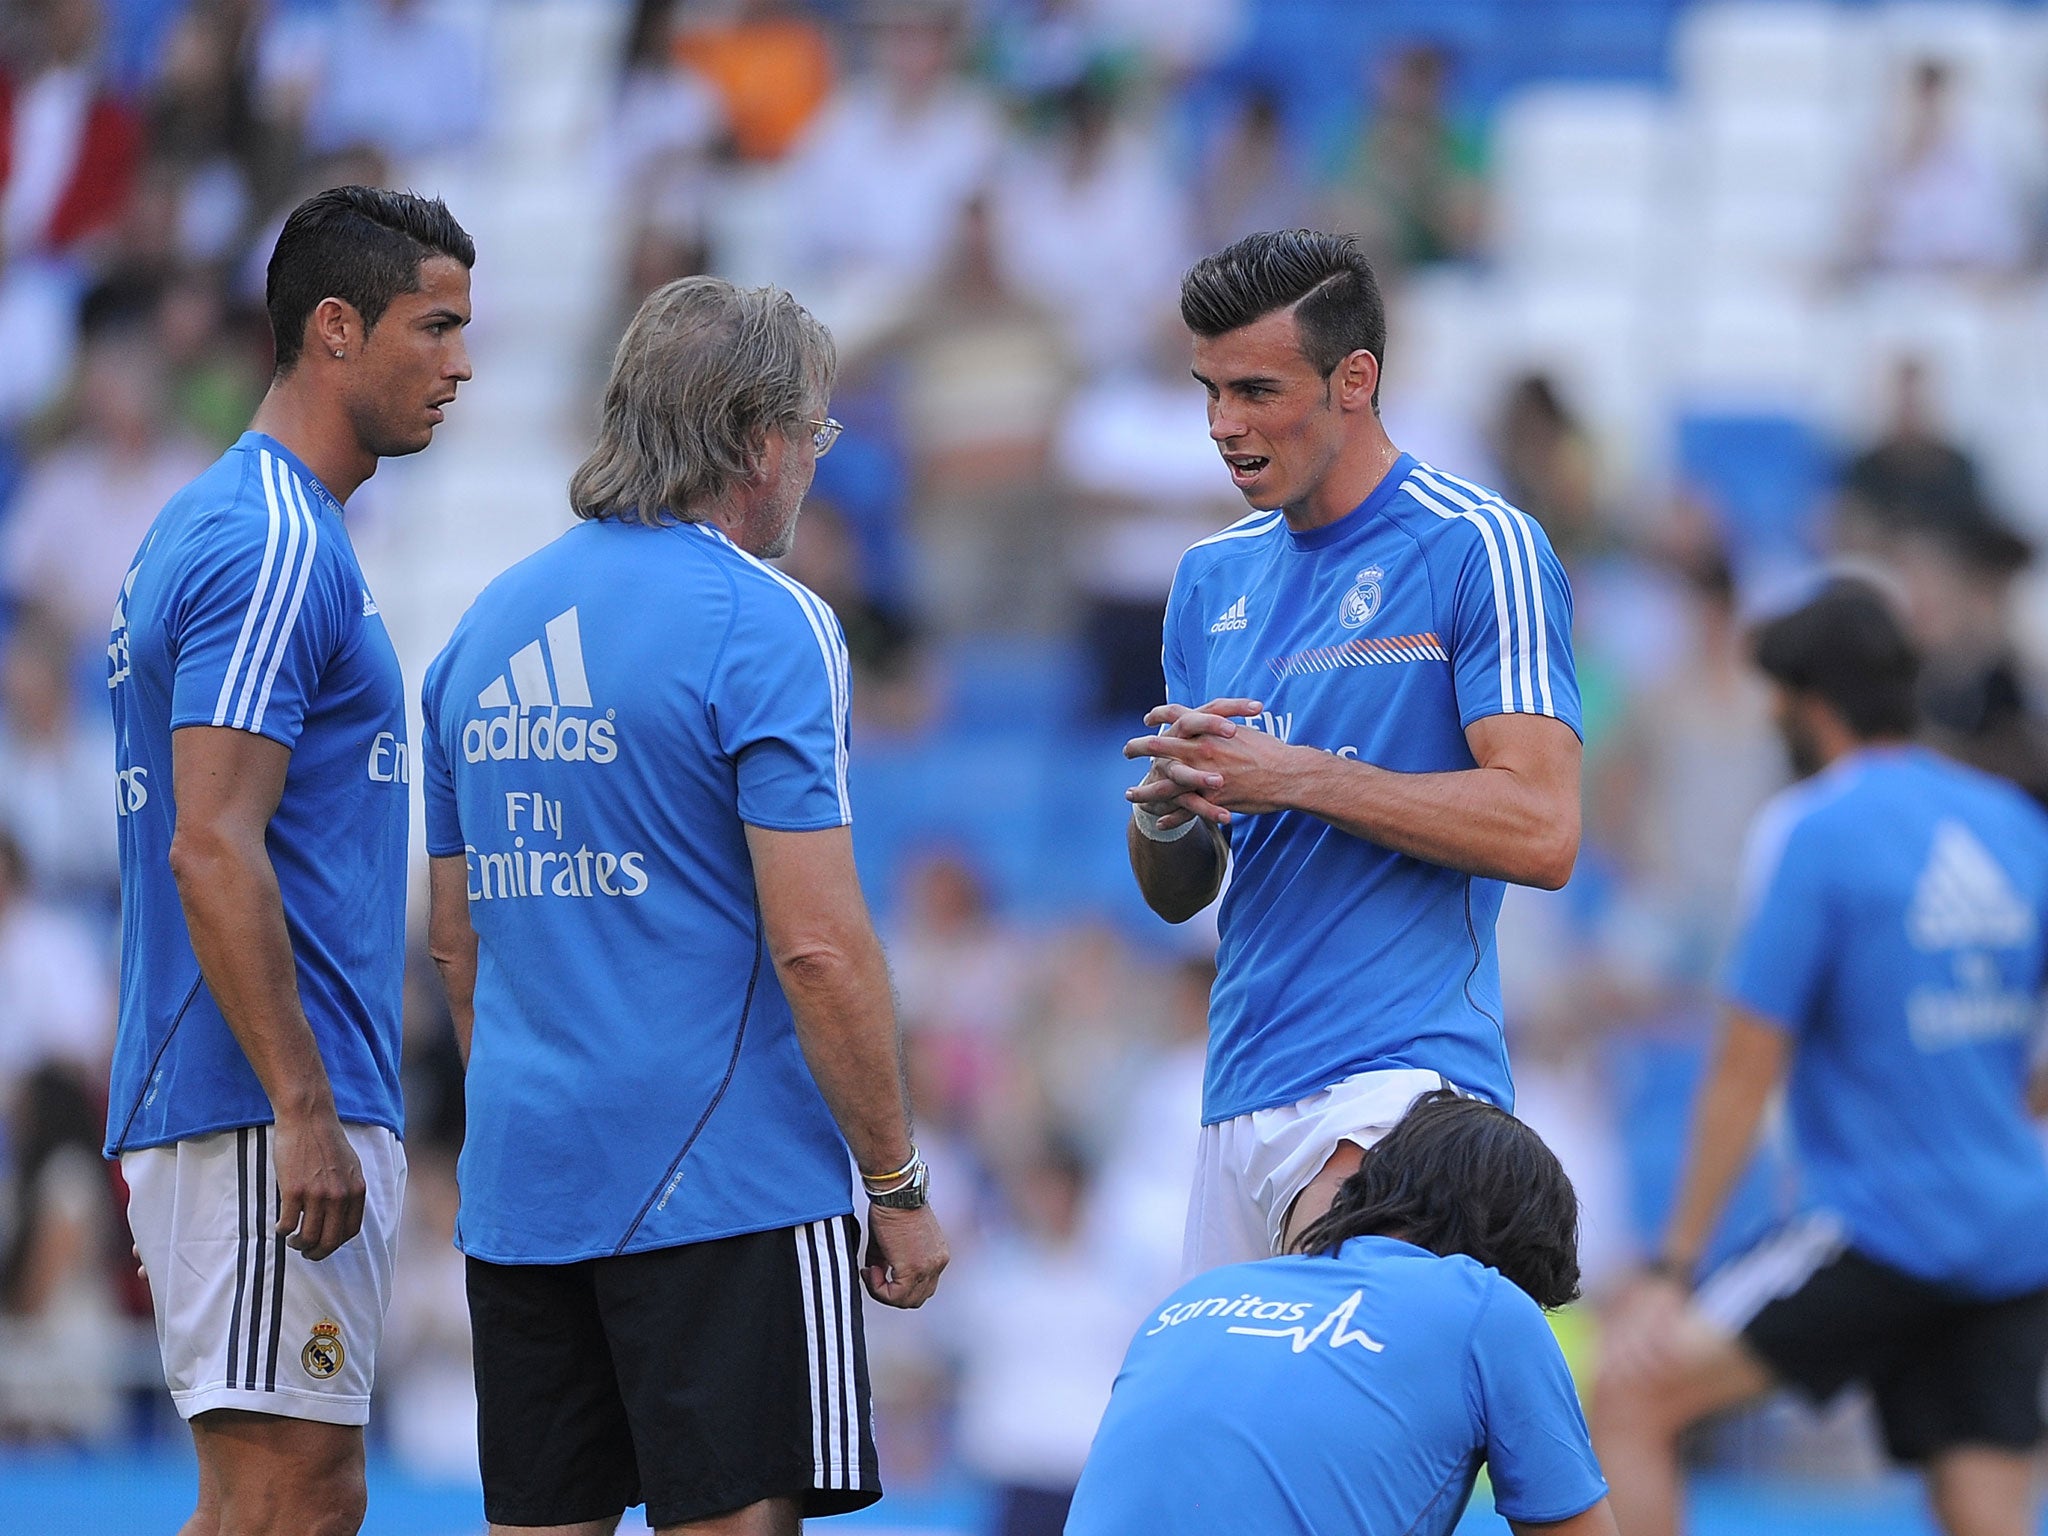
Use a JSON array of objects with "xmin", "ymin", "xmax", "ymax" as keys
[{"xmin": 674, "ymin": 15, "xmax": 834, "ymax": 162}]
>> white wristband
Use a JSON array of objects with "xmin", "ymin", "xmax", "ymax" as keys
[{"xmin": 1133, "ymin": 802, "xmax": 1203, "ymax": 842}]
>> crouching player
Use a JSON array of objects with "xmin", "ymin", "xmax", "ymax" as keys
[{"xmin": 1065, "ymin": 1091, "xmax": 1614, "ymax": 1536}]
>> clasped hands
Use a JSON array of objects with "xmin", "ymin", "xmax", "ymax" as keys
[{"xmin": 1124, "ymin": 697, "xmax": 1298, "ymax": 831}]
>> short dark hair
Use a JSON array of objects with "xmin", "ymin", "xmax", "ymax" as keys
[
  {"xmin": 265, "ymin": 185, "xmax": 474, "ymax": 373},
  {"xmin": 1292, "ymin": 1091, "xmax": 1582, "ymax": 1309},
  {"xmin": 1180, "ymin": 230, "xmax": 1388, "ymax": 407},
  {"xmin": 1753, "ymin": 577, "xmax": 1919, "ymax": 740}
]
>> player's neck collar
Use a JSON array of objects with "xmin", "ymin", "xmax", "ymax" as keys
[{"xmin": 1286, "ymin": 452, "xmax": 1416, "ymax": 551}]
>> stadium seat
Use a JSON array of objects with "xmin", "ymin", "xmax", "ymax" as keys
[
  {"xmin": 1674, "ymin": 412, "xmax": 1832, "ymax": 567},
  {"xmin": 1492, "ymin": 85, "xmax": 1676, "ymax": 281}
]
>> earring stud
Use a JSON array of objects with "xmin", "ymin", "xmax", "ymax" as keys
[{"xmin": 333, "ymin": 349, "xmax": 344, "ymax": 359}]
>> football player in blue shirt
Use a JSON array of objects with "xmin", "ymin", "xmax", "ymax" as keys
[
  {"xmin": 109, "ymin": 187, "xmax": 472, "ymax": 1535},
  {"xmin": 1595, "ymin": 578, "xmax": 2048, "ymax": 1536},
  {"xmin": 1125, "ymin": 230, "xmax": 1583, "ymax": 1273},
  {"xmin": 422, "ymin": 276, "xmax": 947, "ymax": 1536},
  {"xmin": 1067, "ymin": 1090, "xmax": 1616, "ymax": 1536}
]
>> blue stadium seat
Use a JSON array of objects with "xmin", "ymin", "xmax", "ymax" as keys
[{"xmin": 1675, "ymin": 413, "xmax": 1832, "ymax": 570}]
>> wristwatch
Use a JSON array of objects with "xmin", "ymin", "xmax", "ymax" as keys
[{"xmin": 866, "ymin": 1157, "xmax": 930, "ymax": 1211}]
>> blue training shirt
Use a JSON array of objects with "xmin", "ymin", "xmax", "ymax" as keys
[
  {"xmin": 421, "ymin": 517, "xmax": 857, "ymax": 1263},
  {"xmin": 1067, "ymin": 1235, "xmax": 1608, "ymax": 1535},
  {"xmin": 107, "ymin": 432, "xmax": 409, "ymax": 1154},
  {"xmin": 1727, "ymin": 745, "xmax": 2048, "ymax": 1297},
  {"xmin": 1164, "ymin": 455, "xmax": 1580, "ymax": 1122}
]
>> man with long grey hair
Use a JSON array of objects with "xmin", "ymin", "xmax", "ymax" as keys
[{"xmin": 421, "ymin": 276, "xmax": 947, "ymax": 1536}]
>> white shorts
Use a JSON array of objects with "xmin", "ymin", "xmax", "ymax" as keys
[
  {"xmin": 123, "ymin": 1122, "xmax": 405, "ymax": 1426},
  {"xmin": 1183, "ymin": 1067, "xmax": 1456, "ymax": 1277}
]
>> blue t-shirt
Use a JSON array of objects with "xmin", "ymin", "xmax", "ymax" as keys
[
  {"xmin": 107, "ymin": 433, "xmax": 409, "ymax": 1154},
  {"xmin": 1164, "ymin": 456, "xmax": 1580, "ymax": 1122},
  {"xmin": 1727, "ymin": 746, "xmax": 2048, "ymax": 1297},
  {"xmin": 1067, "ymin": 1235, "xmax": 1607, "ymax": 1536},
  {"xmin": 421, "ymin": 518, "xmax": 858, "ymax": 1263}
]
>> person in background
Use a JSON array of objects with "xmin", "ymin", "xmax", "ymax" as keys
[
  {"xmin": 0, "ymin": 1062, "xmax": 126, "ymax": 1440},
  {"xmin": 1595, "ymin": 579, "xmax": 2048, "ymax": 1536},
  {"xmin": 0, "ymin": 325, "xmax": 212, "ymax": 654},
  {"xmin": 0, "ymin": 612, "xmax": 118, "ymax": 907},
  {"xmin": 1326, "ymin": 44, "xmax": 1485, "ymax": 274}
]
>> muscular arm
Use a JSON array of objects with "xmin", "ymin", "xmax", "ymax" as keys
[
  {"xmin": 747, "ymin": 822, "xmax": 947, "ymax": 1307},
  {"xmin": 169, "ymin": 725, "xmax": 363, "ymax": 1261},
  {"xmin": 1126, "ymin": 706, "xmax": 1581, "ymax": 890},
  {"xmin": 1508, "ymin": 1499, "xmax": 1621, "ymax": 1536},
  {"xmin": 1659, "ymin": 1004, "xmax": 1791, "ymax": 1274},
  {"xmin": 426, "ymin": 854, "xmax": 478, "ymax": 1068},
  {"xmin": 1126, "ymin": 801, "xmax": 1228, "ymax": 923}
]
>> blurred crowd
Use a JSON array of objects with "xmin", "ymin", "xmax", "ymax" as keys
[{"xmin": 7, "ymin": 0, "xmax": 2048, "ymax": 1527}]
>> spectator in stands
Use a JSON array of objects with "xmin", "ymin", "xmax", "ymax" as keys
[
  {"xmin": 0, "ymin": 0, "xmax": 140, "ymax": 261},
  {"xmin": 671, "ymin": 0, "xmax": 834, "ymax": 165},
  {"xmin": 0, "ymin": 1061, "xmax": 125, "ymax": 1441},
  {"xmin": 264, "ymin": 0, "xmax": 487, "ymax": 165},
  {"xmin": 776, "ymin": 0, "xmax": 999, "ymax": 350},
  {"xmin": 609, "ymin": 0, "xmax": 723, "ymax": 310},
  {"xmin": 0, "ymin": 323, "xmax": 211, "ymax": 653},
  {"xmin": 1325, "ymin": 43, "xmax": 1484, "ymax": 274},
  {"xmin": 0, "ymin": 825, "xmax": 114, "ymax": 1102},
  {"xmin": 1853, "ymin": 58, "xmax": 2022, "ymax": 278},
  {"xmin": 1592, "ymin": 544, "xmax": 1789, "ymax": 987},
  {"xmin": 883, "ymin": 193, "xmax": 1072, "ymax": 631},
  {"xmin": 988, "ymin": 74, "xmax": 1192, "ymax": 374},
  {"xmin": 0, "ymin": 613, "xmax": 117, "ymax": 907},
  {"xmin": 145, "ymin": 0, "xmax": 272, "ymax": 269},
  {"xmin": 1196, "ymin": 89, "xmax": 1312, "ymax": 250},
  {"xmin": 1837, "ymin": 357, "xmax": 1988, "ymax": 544},
  {"xmin": 1835, "ymin": 358, "xmax": 2048, "ymax": 802},
  {"xmin": 888, "ymin": 847, "xmax": 1034, "ymax": 1132},
  {"xmin": 947, "ymin": 1138, "xmax": 1142, "ymax": 1536},
  {"xmin": 1493, "ymin": 372, "xmax": 1607, "ymax": 567}
]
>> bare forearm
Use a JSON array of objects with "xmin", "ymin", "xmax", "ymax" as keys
[
  {"xmin": 430, "ymin": 945, "xmax": 477, "ymax": 1069},
  {"xmin": 778, "ymin": 931, "xmax": 915, "ymax": 1176},
  {"xmin": 1290, "ymin": 751, "xmax": 1578, "ymax": 889},
  {"xmin": 1127, "ymin": 816, "xmax": 1228, "ymax": 922},
  {"xmin": 1663, "ymin": 1019, "xmax": 1785, "ymax": 1270},
  {"xmin": 170, "ymin": 830, "xmax": 332, "ymax": 1117},
  {"xmin": 427, "ymin": 856, "xmax": 478, "ymax": 1069}
]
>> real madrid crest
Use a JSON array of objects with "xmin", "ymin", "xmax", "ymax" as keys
[
  {"xmin": 1339, "ymin": 565, "xmax": 1384, "ymax": 630},
  {"xmin": 302, "ymin": 1318, "xmax": 345, "ymax": 1380}
]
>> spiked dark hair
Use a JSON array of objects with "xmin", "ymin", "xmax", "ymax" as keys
[
  {"xmin": 1180, "ymin": 229, "xmax": 1388, "ymax": 408},
  {"xmin": 265, "ymin": 185, "xmax": 474, "ymax": 373}
]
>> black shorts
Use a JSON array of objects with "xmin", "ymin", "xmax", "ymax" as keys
[
  {"xmin": 468, "ymin": 1215, "xmax": 880, "ymax": 1529},
  {"xmin": 1698, "ymin": 1216, "xmax": 2048, "ymax": 1463}
]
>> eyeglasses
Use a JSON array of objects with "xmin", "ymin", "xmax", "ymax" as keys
[{"xmin": 807, "ymin": 418, "xmax": 844, "ymax": 457}]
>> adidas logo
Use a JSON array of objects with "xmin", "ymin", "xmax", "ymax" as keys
[
  {"xmin": 1907, "ymin": 819, "xmax": 2033, "ymax": 951},
  {"xmin": 462, "ymin": 607, "xmax": 619, "ymax": 766},
  {"xmin": 361, "ymin": 588, "xmax": 379, "ymax": 616},
  {"xmin": 1210, "ymin": 595, "xmax": 1249, "ymax": 633}
]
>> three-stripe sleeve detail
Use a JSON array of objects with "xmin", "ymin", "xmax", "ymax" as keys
[
  {"xmin": 214, "ymin": 450, "xmax": 321, "ymax": 732},
  {"xmin": 698, "ymin": 525, "xmax": 853, "ymax": 824},
  {"xmin": 796, "ymin": 1216, "xmax": 865, "ymax": 1491},
  {"xmin": 1404, "ymin": 463, "xmax": 1560, "ymax": 718}
]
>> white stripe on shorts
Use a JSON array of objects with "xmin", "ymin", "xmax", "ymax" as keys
[
  {"xmin": 795, "ymin": 1217, "xmax": 862, "ymax": 1491},
  {"xmin": 1695, "ymin": 1211, "xmax": 1847, "ymax": 1334}
]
